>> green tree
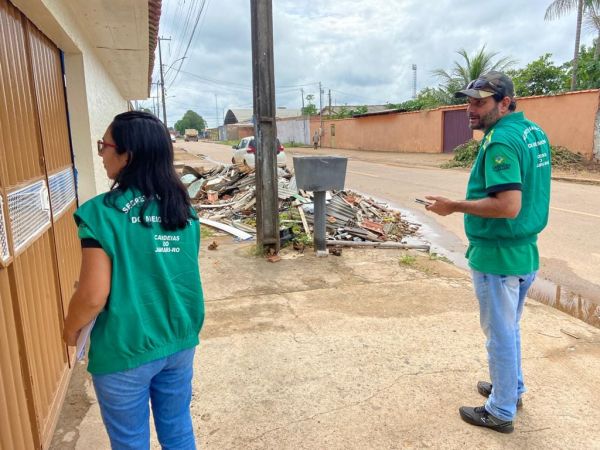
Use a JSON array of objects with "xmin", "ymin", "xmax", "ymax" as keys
[
  {"xmin": 174, "ymin": 110, "xmax": 206, "ymax": 135},
  {"xmin": 563, "ymin": 44, "xmax": 600, "ymax": 88},
  {"xmin": 302, "ymin": 94, "xmax": 318, "ymax": 115},
  {"xmin": 583, "ymin": 2, "xmax": 600, "ymax": 58},
  {"xmin": 386, "ymin": 87, "xmax": 457, "ymax": 111},
  {"xmin": 545, "ymin": 0, "xmax": 600, "ymax": 88},
  {"xmin": 508, "ymin": 54, "xmax": 570, "ymax": 96},
  {"xmin": 330, "ymin": 105, "xmax": 369, "ymax": 119},
  {"xmin": 432, "ymin": 45, "xmax": 516, "ymax": 100}
]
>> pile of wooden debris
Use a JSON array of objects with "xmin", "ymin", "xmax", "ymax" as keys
[{"xmin": 180, "ymin": 165, "xmax": 420, "ymax": 244}]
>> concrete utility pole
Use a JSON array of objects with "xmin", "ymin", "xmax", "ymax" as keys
[
  {"xmin": 301, "ymin": 88, "xmax": 306, "ymax": 143},
  {"xmin": 214, "ymin": 94, "xmax": 219, "ymax": 128},
  {"xmin": 251, "ymin": 0, "xmax": 279, "ymax": 253},
  {"xmin": 158, "ymin": 36, "xmax": 171, "ymax": 127},
  {"xmin": 154, "ymin": 82, "xmax": 161, "ymax": 118},
  {"xmin": 319, "ymin": 81, "xmax": 323, "ymax": 145},
  {"xmin": 328, "ymin": 89, "xmax": 331, "ymax": 117}
]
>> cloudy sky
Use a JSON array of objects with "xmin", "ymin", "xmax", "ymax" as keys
[{"xmin": 144, "ymin": 0, "xmax": 596, "ymax": 128}]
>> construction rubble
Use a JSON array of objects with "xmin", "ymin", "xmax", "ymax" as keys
[{"xmin": 180, "ymin": 164, "xmax": 421, "ymax": 246}]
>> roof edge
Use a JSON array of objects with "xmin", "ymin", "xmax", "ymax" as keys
[{"xmin": 148, "ymin": 0, "xmax": 161, "ymax": 97}]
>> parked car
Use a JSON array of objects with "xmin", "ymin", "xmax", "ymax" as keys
[
  {"xmin": 170, "ymin": 133, "xmax": 177, "ymax": 143},
  {"xmin": 231, "ymin": 136, "xmax": 286, "ymax": 168}
]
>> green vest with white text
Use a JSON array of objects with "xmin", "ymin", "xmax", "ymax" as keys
[{"xmin": 464, "ymin": 112, "xmax": 551, "ymax": 275}]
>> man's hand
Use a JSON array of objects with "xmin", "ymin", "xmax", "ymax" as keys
[
  {"xmin": 425, "ymin": 196, "xmax": 457, "ymax": 216},
  {"xmin": 63, "ymin": 325, "xmax": 80, "ymax": 347}
]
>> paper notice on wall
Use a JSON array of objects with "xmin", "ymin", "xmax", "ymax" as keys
[{"xmin": 76, "ymin": 318, "xmax": 96, "ymax": 361}]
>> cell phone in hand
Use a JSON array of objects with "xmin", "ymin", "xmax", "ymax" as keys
[{"xmin": 415, "ymin": 198, "xmax": 432, "ymax": 206}]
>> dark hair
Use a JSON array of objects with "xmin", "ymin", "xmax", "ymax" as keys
[
  {"xmin": 104, "ymin": 111, "xmax": 192, "ymax": 230},
  {"xmin": 492, "ymin": 93, "xmax": 517, "ymax": 111}
]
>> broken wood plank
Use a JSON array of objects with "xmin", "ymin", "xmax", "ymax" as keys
[
  {"xmin": 326, "ymin": 240, "xmax": 430, "ymax": 250},
  {"xmin": 297, "ymin": 205, "xmax": 312, "ymax": 239},
  {"xmin": 201, "ymin": 218, "xmax": 254, "ymax": 241}
]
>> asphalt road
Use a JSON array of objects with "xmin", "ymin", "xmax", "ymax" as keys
[{"xmin": 178, "ymin": 140, "xmax": 600, "ymax": 306}]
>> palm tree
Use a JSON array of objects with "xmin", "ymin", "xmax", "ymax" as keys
[
  {"xmin": 545, "ymin": 0, "xmax": 600, "ymax": 88},
  {"xmin": 432, "ymin": 45, "xmax": 516, "ymax": 93},
  {"xmin": 583, "ymin": 2, "xmax": 600, "ymax": 59}
]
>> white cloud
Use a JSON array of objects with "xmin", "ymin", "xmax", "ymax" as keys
[{"xmin": 150, "ymin": 0, "xmax": 595, "ymax": 128}]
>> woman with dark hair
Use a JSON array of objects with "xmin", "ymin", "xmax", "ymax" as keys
[{"xmin": 63, "ymin": 111, "xmax": 204, "ymax": 449}]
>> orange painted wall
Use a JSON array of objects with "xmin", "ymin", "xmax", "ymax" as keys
[
  {"xmin": 517, "ymin": 90, "xmax": 599, "ymax": 158},
  {"xmin": 314, "ymin": 107, "xmax": 449, "ymax": 154},
  {"xmin": 311, "ymin": 90, "xmax": 599, "ymax": 159}
]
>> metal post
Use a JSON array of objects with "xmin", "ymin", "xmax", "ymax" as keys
[
  {"xmin": 251, "ymin": 0, "xmax": 279, "ymax": 253},
  {"xmin": 313, "ymin": 191, "xmax": 327, "ymax": 256},
  {"xmin": 412, "ymin": 64, "xmax": 417, "ymax": 99}
]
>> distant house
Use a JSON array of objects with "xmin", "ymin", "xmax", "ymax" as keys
[
  {"xmin": 320, "ymin": 104, "xmax": 390, "ymax": 116},
  {"xmin": 223, "ymin": 107, "xmax": 303, "ymax": 125}
]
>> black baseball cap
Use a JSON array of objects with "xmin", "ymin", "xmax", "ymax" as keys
[{"xmin": 455, "ymin": 71, "xmax": 515, "ymax": 99}]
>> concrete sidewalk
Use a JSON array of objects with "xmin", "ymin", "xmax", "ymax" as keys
[{"xmin": 51, "ymin": 238, "xmax": 600, "ymax": 449}]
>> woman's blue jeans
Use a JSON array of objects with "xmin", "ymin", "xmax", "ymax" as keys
[
  {"xmin": 471, "ymin": 270, "xmax": 536, "ymax": 421},
  {"xmin": 92, "ymin": 347, "xmax": 196, "ymax": 450}
]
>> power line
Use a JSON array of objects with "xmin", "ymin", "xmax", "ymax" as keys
[
  {"xmin": 166, "ymin": 0, "xmax": 209, "ymax": 89},
  {"xmin": 328, "ymin": 88, "xmax": 387, "ymax": 104}
]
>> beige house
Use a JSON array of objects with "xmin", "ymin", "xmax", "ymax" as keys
[{"xmin": 0, "ymin": 0, "xmax": 158, "ymax": 448}]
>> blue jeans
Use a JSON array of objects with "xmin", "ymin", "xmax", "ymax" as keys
[
  {"xmin": 471, "ymin": 270, "xmax": 536, "ymax": 421},
  {"xmin": 92, "ymin": 348, "xmax": 197, "ymax": 450}
]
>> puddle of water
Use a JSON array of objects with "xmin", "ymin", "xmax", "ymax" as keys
[
  {"xmin": 528, "ymin": 277, "xmax": 600, "ymax": 329},
  {"xmin": 354, "ymin": 192, "xmax": 600, "ymax": 329}
]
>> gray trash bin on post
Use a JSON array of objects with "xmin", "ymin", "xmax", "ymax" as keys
[{"xmin": 293, "ymin": 156, "xmax": 348, "ymax": 256}]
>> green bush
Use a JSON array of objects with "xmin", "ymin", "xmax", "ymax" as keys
[
  {"xmin": 551, "ymin": 146, "xmax": 584, "ymax": 168},
  {"xmin": 442, "ymin": 140, "xmax": 480, "ymax": 168},
  {"xmin": 442, "ymin": 140, "xmax": 585, "ymax": 170}
]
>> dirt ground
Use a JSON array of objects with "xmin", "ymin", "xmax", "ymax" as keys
[{"xmin": 51, "ymin": 238, "xmax": 600, "ymax": 449}]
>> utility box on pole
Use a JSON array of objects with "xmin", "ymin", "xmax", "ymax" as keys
[
  {"xmin": 293, "ymin": 156, "xmax": 348, "ymax": 256},
  {"xmin": 251, "ymin": 0, "xmax": 279, "ymax": 253}
]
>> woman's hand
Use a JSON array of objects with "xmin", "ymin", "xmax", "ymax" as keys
[
  {"xmin": 63, "ymin": 247, "xmax": 111, "ymax": 345},
  {"xmin": 63, "ymin": 325, "xmax": 80, "ymax": 346}
]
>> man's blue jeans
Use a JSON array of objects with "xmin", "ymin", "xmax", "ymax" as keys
[
  {"xmin": 92, "ymin": 347, "xmax": 196, "ymax": 450},
  {"xmin": 471, "ymin": 270, "xmax": 536, "ymax": 421}
]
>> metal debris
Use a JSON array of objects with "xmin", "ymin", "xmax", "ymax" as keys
[{"xmin": 180, "ymin": 164, "xmax": 421, "ymax": 245}]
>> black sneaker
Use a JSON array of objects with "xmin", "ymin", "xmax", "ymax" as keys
[
  {"xmin": 459, "ymin": 405, "xmax": 514, "ymax": 433},
  {"xmin": 477, "ymin": 381, "xmax": 523, "ymax": 408}
]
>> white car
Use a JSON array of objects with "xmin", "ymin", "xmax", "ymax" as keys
[{"xmin": 231, "ymin": 136, "xmax": 286, "ymax": 168}]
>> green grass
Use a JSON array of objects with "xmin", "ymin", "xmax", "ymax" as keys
[
  {"xmin": 220, "ymin": 139, "xmax": 239, "ymax": 147},
  {"xmin": 429, "ymin": 252, "xmax": 453, "ymax": 264},
  {"xmin": 200, "ymin": 224, "xmax": 215, "ymax": 239},
  {"xmin": 399, "ymin": 254, "xmax": 417, "ymax": 266}
]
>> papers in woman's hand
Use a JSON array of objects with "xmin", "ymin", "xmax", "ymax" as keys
[{"xmin": 76, "ymin": 318, "xmax": 96, "ymax": 361}]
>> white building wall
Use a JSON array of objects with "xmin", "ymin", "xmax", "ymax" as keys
[
  {"xmin": 14, "ymin": 0, "xmax": 132, "ymax": 202},
  {"xmin": 276, "ymin": 117, "xmax": 310, "ymax": 145}
]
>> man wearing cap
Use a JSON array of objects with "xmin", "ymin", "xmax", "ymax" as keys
[{"xmin": 425, "ymin": 71, "xmax": 551, "ymax": 433}]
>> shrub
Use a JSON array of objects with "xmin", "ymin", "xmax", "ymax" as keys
[
  {"xmin": 442, "ymin": 140, "xmax": 480, "ymax": 168},
  {"xmin": 442, "ymin": 140, "xmax": 585, "ymax": 170}
]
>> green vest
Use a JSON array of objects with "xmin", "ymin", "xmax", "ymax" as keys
[
  {"xmin": 464, "ymin": 112, "xmax": 551, "ymax": 275},
  {"xmin": 74, "ymin": 190, "xmax": 204, "ymax": 374}
]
